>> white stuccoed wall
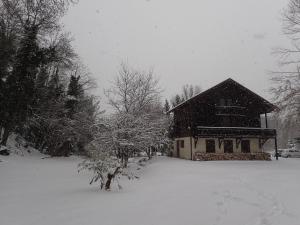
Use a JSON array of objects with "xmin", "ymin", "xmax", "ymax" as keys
[{"xmin": 172, "ymin": 137, "xmax": 262, "ymax": 160}]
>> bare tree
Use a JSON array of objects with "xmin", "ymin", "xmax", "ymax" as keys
[
  {"xmin": 170, "ymin": 84, "xmax": 201, "ymax": 107},
  {"xmin": 105, "ymin": 63, "xmax": 161, "ymax": 115},
  {"xmin": 70, "ymin": 61, "xmax": 97, "ymax": 92},
  {"xmin": 270, "ymin": 72, "xmax": 300, "ymax": 118},
  {"xmin": 282, "ymin": 0, "xmax": 300, "ymax": 37},
  {"xmin": 181, "ymin": 84, "xmax": 201, "ymax": 101},
  {"xmin": 1, "ymin": 0, "xmax": 74, "ymax": 33},
  {"xmin": 271, "ymin": 0, "xmax": 300, "ymax": 127},
  {"xmin": 105, "ymin": 62, "xmax": 170, "ymax": 159},
  {"xmin": 270, "ymin": 0, "xmax": 300, "ymax": 143}
]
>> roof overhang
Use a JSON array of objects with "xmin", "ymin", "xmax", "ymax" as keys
[{"xmin": 168, "ymin": 78, "xmax": 277, "ymax": 114}]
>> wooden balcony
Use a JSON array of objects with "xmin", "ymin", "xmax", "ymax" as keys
[
  {"xmin": 195, "ymin": 126, "xmax": 276, "ymax": 138},
  {"xmin": 215, "ymin": 105, "xmax": 246, "ymax": 116}
]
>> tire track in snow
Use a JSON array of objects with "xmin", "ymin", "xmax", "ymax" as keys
[
  {"xmin": 213, "ymin": 189, "xmax": 261, "ymax": 225},
  {"xmin": 235, "ymin": 177, "xmax": 296, "ymax": 225},
  {"xmin": 213, "ymin": 191, "xmax": 227, "ymax": 225},
  {"xmin": 212, "ymin": 177, "xmax": 296, "ymax": 225}
]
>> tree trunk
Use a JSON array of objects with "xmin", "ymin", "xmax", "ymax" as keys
[
  {"xmin": 0, "ymin": 126, "xmax": 2, "ymax": 140},
  {"xmin": 105, "ymin": 173, "xmax": 114, "ymax": 190},
  {"xmin": 40, "ymin": 141, "xmax": 47, "ymax": 153},
  {"xmin": 1, "ymin": 127, "xmax": 10, "ymax": 146},
  {"xmin": 124, "ymin": 155, "xmax": 128, "ymax": 168},
  {"xmin": 146, "ymin": 147, "xmax": 152, "ymax": 159},
  {"xmin": 34, "ymin": 135, "xmax": 45, "ymax": 150},
  {"xmin": 105, "ymin": 167, "xmax": 121, "ymax": 190}
]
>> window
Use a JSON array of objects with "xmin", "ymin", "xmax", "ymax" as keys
[
  {"xmin": 180, "ymin": 140, "xmax": 184, "ymax": 148},
  {"xmin": 220, "ymin": 98, "xmax": 232, "ymax": 106},
  {"xmin": 224, "ymin": 140, "xmax": 233, "ymax": 153},
  {"xmin": 220, "ymin": 98, "xmax": 225, "ymax": 106},
  {"xmin": 241, "ymin": 140, "xmax": 250, "ymax": 153},
  {"xmin": 206, "ymin": 139, "xmax": 215, "ymax": 153},
  {"xmin": 227, "ymin": 98, "xmax": 232, "ymax": 106},
  {"xmin": 176, "ymin": 140, "xmax": 180, "ymax": 148}
]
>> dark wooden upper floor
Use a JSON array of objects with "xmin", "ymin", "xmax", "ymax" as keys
[{"xmin": 168, "ymin": 78, "xmax": 277, "ymax": 138}]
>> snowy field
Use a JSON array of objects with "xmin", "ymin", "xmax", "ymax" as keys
[{"xmin": 1, "ymin": 153, "xmax": 300, "ymax": 225}]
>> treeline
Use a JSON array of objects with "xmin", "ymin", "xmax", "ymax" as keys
[
  {"xmin": 163, "ymin": 84, "xmax": 201, "ymax": 113},
  {"xmin": 0, "ymin": 0, "xmax": 99, "ymax": 156}
]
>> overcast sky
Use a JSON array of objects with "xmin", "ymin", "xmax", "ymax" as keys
[{"xmin": 63, "ymin": 0, "xmax": 289, "ymax": 105}]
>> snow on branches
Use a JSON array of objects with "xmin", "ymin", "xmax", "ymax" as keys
[
  {"xmin": 79, "ymin": 63, "xmax": 171, "ymax": 191},
  {"xmin": 271, "ymin": 0, "xmax": 300, "ymax": 126},
  {"xmin": 78, "ymin": 111, "xmax": 169, "ymax": 190}
]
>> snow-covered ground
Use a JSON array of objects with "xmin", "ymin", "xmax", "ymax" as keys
[{"xmin": 1, "ymin": 153, "xmax": 300, "ymax": 225}]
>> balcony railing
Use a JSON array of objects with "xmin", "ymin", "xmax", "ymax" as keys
[
  {"xmin": 195, "ymin": 126, "xmax": 276, "ymax": 138},
  {"xmin": 215, "ymin": 105, "xmax": 246, "ymax": 116}
]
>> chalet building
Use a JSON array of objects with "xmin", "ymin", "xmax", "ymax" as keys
[{"xmin": 168, "ymin": 78, "xmax": 278, "ymax": 161}]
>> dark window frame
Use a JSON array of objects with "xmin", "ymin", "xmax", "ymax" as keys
[
  {"xmin": 227, "ymin": 98, "xmax": 232, "ymax": 106},
  {"xmin": 241, "ymin": 140, "xmax": 250, "ymax": 153},
  {"xmin": 220, "ymin": 98, "xmax": 225, "ymax": 106},
  {"xmin": 180, "ymin": 140, "xmax": 184, "ymax": 148},
  {"xmin": 206, "ymin": 139, "xmax": 216, "ymax": 153},
  {"xmin": 224, "ymin": 140, "xmax": 233, "ymax": 153}
]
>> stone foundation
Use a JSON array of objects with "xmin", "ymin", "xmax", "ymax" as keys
[{"xmin": 193, "ymin": 152, "xmax": 271, "ymax": 161}]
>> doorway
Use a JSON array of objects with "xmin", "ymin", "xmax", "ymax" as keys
[
  {"xmin": 241, "ymin": 140, "xmax": 250, "ymax": 153},
  {"xmin": 176, "ymin": 140, "xmax": 180, "ymax": 157},
  {"xmin": 224, "ymin": 140, "xmax": 233, "ymax": 153}
]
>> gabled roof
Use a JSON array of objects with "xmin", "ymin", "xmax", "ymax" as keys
[{"xmin": 168, "ymin": 78, "xmax": 277, "ymax": 113}]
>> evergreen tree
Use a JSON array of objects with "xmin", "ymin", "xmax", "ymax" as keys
[
  {"xmin": 1, "ymin": 25, "xmax": 41, "ymax": 145},
  {"xmin": 171, "ymin": 94, "xmax": 183, "ymax": 107},
  {"xmin": 164, "ymin": 99, "xmax": 170, "ymax": 113},
  {"xmin": 0, "ymin": 0, "xmax": 99, "ymax": 157},
  {"xmin": 66, "ymin": 75, "xmax": 83, "ymax": 117},
  {"xmin": 47, "ymin": 68, "xmax": 65, "ymax": 100},
  {"xmin": 170, "ymin": 84, "xmax": 201, "ymax": 108},
  {"xmin": 67, "ymin": 75, "xmax": 82, "ymax": 97},
  {"xmin": 0, "ymin": 0, "xmax": 75, "ymax": 145}
]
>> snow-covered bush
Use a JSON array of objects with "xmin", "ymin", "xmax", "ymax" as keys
[
  {"xmin": 0, "ymin": 145, "xmax": 10, "ymax": 156},
  {"xmin": 78, "ymin": 141, "xmax": 138, "ymax": 190},
  {"xmin": 79, "ymin": 63, "xmax": 171, "ymax": 190},
  {"xmin": 79, "ymin": 110, "xmax": 169, "ymax": 190}
]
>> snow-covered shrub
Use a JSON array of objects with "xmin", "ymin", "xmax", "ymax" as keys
[
  {"xmin": 78, "ymin": 141, "xmax": 137, "ymax": 190},
  {"xmin": 0, "ymin": 145, "xmax": 10, "ymax": 156},
  {"xmin": 78, "ymin": 109, "xmax": 170, "ymax": 190}
]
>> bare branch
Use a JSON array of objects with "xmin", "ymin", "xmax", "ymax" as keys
[{"xmin": 106, "ymin": 62, "xmax": 161, "ymax": 115}]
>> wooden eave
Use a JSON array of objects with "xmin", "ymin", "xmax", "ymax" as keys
[{"xmin": 168, "ymin": 78, "xmax": 277, "ymax": 114}]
